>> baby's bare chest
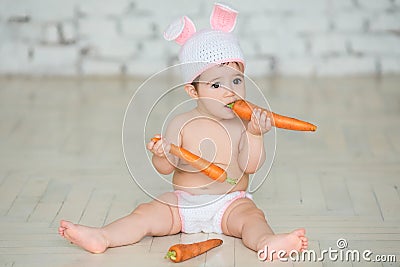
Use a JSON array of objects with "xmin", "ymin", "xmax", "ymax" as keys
[{"xmin": 180, "ymin": 118, "xmax": 243, "ymax": 163}]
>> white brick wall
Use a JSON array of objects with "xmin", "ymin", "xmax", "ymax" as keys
[
  {"xmin": 30, "ymin": 45, "xmax": 77, "ymax": 75},
  {"xmin": 351, "ymin": 34, "xmax": 400, "ymax": 55},
  {"xmin": 311, "ymin": 34, "xmax": 347, "ymax": 56},
  {"xmin": 0, "ymin": 42, "xmax": 31, "ymax": 73},
  {"xmin": 78, "ymin": 0, "xmax": 131, "ymax": 16},
  {"xmin": 0, "ymin": 0, "xmax": 399, "ymax": 77},
  {"xmin": 332, "ymin": 11, "xmax": 366, "ymax": 32}
]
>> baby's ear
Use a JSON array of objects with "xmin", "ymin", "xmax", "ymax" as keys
[
  {"xmin": 184, "ymin": 84, "xmax": 198, "ymax": 99},
  {"xmin": 210, "ymin": 3, "xmax": 238, "ymax": 32}
]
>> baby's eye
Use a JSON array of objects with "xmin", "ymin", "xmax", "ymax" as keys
[
  {"xmin": 233, "ymin": 78, "xmax": 242, "ymax": 85},
  {"xmin": 211, "ymin": 82, "xmax": 221, "ymax": 89}
]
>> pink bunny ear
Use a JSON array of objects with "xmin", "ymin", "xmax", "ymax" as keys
[
  {"xmin": 210, "ymin": 3, "xmax": 238, "ymax": 32},
  {"xmin": 164, "ymin": 16, "xmax": 196, "ymax": 45}
]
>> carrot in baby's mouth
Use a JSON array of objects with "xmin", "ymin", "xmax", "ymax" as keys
[
  {"xmin": 151, "ymin": 137, "xmax": 237, "ymax": 185},
  {"xmin": 227, "ymin": 100, "xmax": 317, "ymax": 132}
]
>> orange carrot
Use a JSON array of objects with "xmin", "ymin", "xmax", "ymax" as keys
[
  {"xmin": 151, "ymin": 137, "xmax": 236, "ymax": 185},
  {"xmin": 165, "ymin": 239, "xmax": 223, "ymax": 262},
  {"xmin": 227, "ymin": 100, "xmax": 317, "ymax": 131}
]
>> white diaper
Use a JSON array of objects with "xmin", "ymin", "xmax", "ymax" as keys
[{"xmin": 174, "ymin": 190, "xmax": 252, "ymax": 234}]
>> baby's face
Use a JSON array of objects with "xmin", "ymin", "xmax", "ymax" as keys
[{"xmin": 194, "ymin": 62, "xmax": 245, "ymax": 120}]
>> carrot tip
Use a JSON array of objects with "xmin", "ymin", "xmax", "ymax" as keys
[
  {"xmin": 151, "ymin": 137, "xmax": 160, "ymax": 143},
  {"xmin": 226, "ymin": 102, "xmax": 235, "ymax": 109},
  {"xmin": 226, "ymin": 177, "xmax": 237, "ymax": 185},
  {"xmin": 165, "ymin": 250, "xmax": 177, "ymax": 261}
]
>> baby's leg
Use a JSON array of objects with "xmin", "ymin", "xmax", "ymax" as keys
[
  {"xmin": 59, "ymin": 192, "xmax": 181, "ymax": 253},
  {"xmin": 221, "ymin": 198, "xmax": 308, "ymax": 260}
]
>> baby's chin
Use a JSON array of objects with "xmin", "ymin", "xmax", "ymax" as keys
[{"xmin": 218, "ymin": 112, "xmax": 237, "ymax": 120}]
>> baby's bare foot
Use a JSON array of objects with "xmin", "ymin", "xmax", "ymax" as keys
[
  {"xmin": 59, "ymin": 220, "xmax": 109, "ymax": 254},
  {"xmin": 258, "ymin": 228, "xmax": 308, "ymax": 261}
]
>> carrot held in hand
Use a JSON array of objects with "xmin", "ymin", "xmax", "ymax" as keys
[
  {"xmin": 151, "ymin": 137, "xmax": 236, "ymax": 185},
  {"xmin": 165, "ymin": 239, "xmax": 223, "ymax": 262},
  {"xmin": 227, "ymin": 100, "xmax": 317, "ymax": 132}
]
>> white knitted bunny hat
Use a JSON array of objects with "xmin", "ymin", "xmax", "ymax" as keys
[{"xmin": 164, "ymin": 3, "xmax": 245, "ymax": 84}]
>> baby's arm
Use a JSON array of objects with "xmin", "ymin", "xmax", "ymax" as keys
[{"xmin": 238, "ymin": 108, "xmax": 271, "ymax": 173}]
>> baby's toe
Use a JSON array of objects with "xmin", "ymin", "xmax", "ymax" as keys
[{"xmin": 58, "ymin": 227, "xmax": 65, "ymax": 237}]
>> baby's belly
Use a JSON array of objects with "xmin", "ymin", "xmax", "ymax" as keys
[{"xmin": 172, "ymin": 164, "xmax": 249, "ymax": 195}]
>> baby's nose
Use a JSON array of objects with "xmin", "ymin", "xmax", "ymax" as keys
[{"xmin": 223, "ymin": 87, "xmax": 235, "ymax": 97}]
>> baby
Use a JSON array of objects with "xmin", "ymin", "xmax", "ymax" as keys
[{"xmin": 59, "ymin": 3, "xmax": 308, "ymax": 260}]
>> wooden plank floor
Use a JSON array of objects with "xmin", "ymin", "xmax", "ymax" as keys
[{"xmin": 0, "ymin": 76, "xmax": 399, "ymax": 266}]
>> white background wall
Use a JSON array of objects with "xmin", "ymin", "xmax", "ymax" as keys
[{"xmin": 0, "ymin": 0, "xmax": 399, "ymax": 77}]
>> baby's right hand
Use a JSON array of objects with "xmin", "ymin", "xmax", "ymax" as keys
[{"xmin": 146, "ymin": 134, "xmax": 171, "ymax": 158}]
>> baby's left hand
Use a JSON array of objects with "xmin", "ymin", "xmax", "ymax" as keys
[{"xmin": 247, "ymin": 108, "xmax": 272, "ymax": 136}]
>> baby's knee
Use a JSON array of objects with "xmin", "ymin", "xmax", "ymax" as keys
[
  {"xmin": 234, "ymin": 198, "xmax": 265, "ymax": 218},
  {"xmin": 132, "ymin": 202, "xmax": 152, "ymax": 216},
  {"xmin": 244, "ymin": 206, "xmax": 266, "ymax": 221},
  {"xmin": 131, "ymin": 197, "xmax": 180, "ymax": 236}
]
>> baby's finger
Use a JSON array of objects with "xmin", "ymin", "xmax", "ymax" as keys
[
  {"xmin": 252, "ymin": 108, "xmax": 260, "ymax": 124},
  {"xmin": 260, "ymin": 110, "xmax": 268, "ymax": 125},
  {"xmin": 156, "ymin": 144, "xmax": 165, "ymax": 155},
  {"xmin": 153, "ymin": 139, "xmax": 163, "ymax": 152},
  {"xmin": 256, "ymin": 108, "xmax": 262, "ymax": 118},
  {"xmin": 250, "ymin": 117, "xmax": 259, "ymax": 130},
  {"xmin": 157, "ymin": 138, "xmax": 171, "ymax": 156},
  {"xmin": 162, "ymin": 142, "xmax": 171, "ymax": 154},
  {"xmin": 146, "ymin": 141, "xmax": 154, "ymax": 150},
  {"xmin": 266, "ymin": 117, "xmax": 272, "ymax": 129}
]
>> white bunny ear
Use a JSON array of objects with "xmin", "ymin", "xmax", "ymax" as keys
[
  {"xmin": 210, "ymin": 3, "xmax": 238, "ymax": 32},
  {"xmin": 164, "ymin": 16, "xmax": 196, "ymax": 45}
]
